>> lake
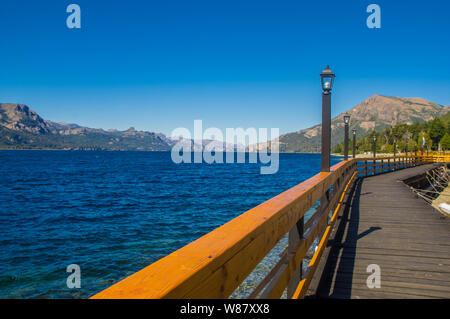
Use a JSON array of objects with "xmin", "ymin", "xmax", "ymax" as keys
[{"xmin": 0, "ymin": 151, "xmax": 341, "ymax": 298}]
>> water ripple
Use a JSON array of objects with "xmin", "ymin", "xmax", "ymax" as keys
[{"xmin": 0, "ymin": 150, "xmax": 340, "ymax": 298}]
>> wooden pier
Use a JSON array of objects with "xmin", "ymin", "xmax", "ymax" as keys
[
  {"xmin": 91, "ymin": 155, "xmax": 450, "ymax": 299},
  {"xmin": 309, "ymin": 164, "xmax": 450, "ymax": 299}
]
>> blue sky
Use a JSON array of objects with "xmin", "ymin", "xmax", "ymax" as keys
[{"xmin": 0, "ymin": 0, "xmax": 449, "ymax": 137}]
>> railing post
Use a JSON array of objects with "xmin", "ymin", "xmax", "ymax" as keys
[
  {"xmin": 287, "ymin": 216, "xmax": 304, "ymax": 298},
  {"xmin": 365, "ymin": 160, "xmax": 367, "ymax": 177}
]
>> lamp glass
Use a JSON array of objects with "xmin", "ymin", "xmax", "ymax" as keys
[
  {"xmin": 344, "ymin": 115, "xmax": 350, "ymax": 124},
  {"xmin": 320, "ymin": 65, "xmax": 335, "ymax": 92},
  {"xmin": 322, "ymin": 77, "xmax": 332, "ymax": 91}
]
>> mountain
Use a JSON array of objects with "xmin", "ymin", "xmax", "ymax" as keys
[
  {"xmin": 0, "ymin": 103, "xmax": 172, "ymax": 150},
  {"xmin": 252, "ymin": 95, "xmax": 448, "ymax": 153},
  {"xmin": 0, "ymin": 104, "xmax": 54, "ymax": 134},
  {"xmin": 170, "ymin": 136, "xmax": 245, "ymax": 152},
  {"xmin": 1, "ymin": 96, "xmax": 448, "ymax": 151}
]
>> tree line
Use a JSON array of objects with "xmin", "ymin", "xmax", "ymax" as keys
[{"xmin": 334, "ymin": 113, "xmax": 450, "ymax": 155}]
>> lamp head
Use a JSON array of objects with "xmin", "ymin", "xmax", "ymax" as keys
[
  {"xmin": 320, "ymin": 65, "xmax": 335, "ymax": 93},
  {"xmin": 344, "ymin": 113, "xmax": 350, "ymax": 125}
]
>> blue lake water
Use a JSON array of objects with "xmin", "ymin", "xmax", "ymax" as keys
[{"xmin": 0, "ymin": 151, "xmax": 341, "ymax": 298}]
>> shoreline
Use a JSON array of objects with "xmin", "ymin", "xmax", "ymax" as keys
[
  {"xmin": 0, "ymin": 149, "xmax": 427, "ymax": 159},
  {"xmin": 0, "ymin": 148, "xmax": 344, "ymax": 155}
]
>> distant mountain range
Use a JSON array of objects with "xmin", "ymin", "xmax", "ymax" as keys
[
  {"xmin": 1, "ymin": 95, "xmax": 448, "ymax": 151},
  {"xmin": 0, "ymin": 103, "xmax": 172, "ymax": 150},
  {"xmin": 250, "ymin": 95, "xmax": 449, "ymax": 153}
]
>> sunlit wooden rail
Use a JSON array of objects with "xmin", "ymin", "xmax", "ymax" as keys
[{"xmin": 91, "ymin": 155, "xmax": 448, "ymax": 299}]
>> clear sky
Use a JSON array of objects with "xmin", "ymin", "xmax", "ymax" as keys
[{"xmin": 0, "ymin": 0, "xmax": 449, "ymax": 137}]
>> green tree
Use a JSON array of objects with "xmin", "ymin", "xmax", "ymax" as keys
[
  {"xmin": 409, "ymin": 122, "xmax": 421, "ymax": 141},
  {"xmin": 333, "ymin": 143, "xmax": 343, "ymax": 154},
  {"xmin": 440, "ymin": 133, "xmax": 450, "ymax": 150},
  {"xmin": 429, "ymin": 118, "xmax": 446, "ymax": 148}
]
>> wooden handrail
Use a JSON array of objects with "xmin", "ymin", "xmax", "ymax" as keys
[{"xmin": 91, "ymin": 154, "xmax": 447, "ymax": 299}]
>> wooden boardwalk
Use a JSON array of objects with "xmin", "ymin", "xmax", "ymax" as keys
[
  {"xmin": 92, "ymin": 157, "xmax": 450, "ymax": 299},
  {"xmin": 312, "ymin": 164, "xmax": 450, "ymax": 299}
]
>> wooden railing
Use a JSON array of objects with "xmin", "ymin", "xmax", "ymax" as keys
[
  {"xmin": 91, "ymin": 155, "xmax": 446, "ymax": 299},
  {"xmin": 357, "ymin": 154, "xmax": 449, "ymax": 177},
  {"xmin": 359, "ymin": 155, "xmax": 418, "ymax": 177},
  {"xmin": 421, "ymin": 154, "xmax": 450, "ymax": 163}
]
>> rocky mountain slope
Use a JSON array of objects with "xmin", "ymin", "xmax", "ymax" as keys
[
  {"xmin": 253, "ymin": 95, "xmax": 448, "ymax": 153},
  {"xmin": 0, "ymin": 103, "xmax": 172, "ymax": 150}
]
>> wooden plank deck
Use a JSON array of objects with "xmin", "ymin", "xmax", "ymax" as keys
[{"xmin": 311, "ymin": 164, "xmax": 450, "ymax": 299}]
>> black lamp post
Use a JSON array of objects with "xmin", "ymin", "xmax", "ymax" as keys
[
  {"xmin": 393, "ymin": 138, "xmax": 396, "ymax": 157},
  {"xmin": 320, "ymin": 65, "xmax": 335, "ymax": 172},
  {"xmin": 405, "ymin": 139, "xmax": 409, "ymax": 158},
  {"xmin": 288, "ymin": 66, "xmax": 335, "ymax": 297},
  {"xmin": 372, "ymin": 135, "xmax": 377, "ymax": 158},
  {"xmin": 352, "ymin": 129, "xmax": 356, "ymax": 159},
  {"xmin": 343, "ymin": 113, "xmax": 350, "ymax": 161}
]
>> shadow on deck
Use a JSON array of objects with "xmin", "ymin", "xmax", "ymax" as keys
[{"xmin": 310, "ymin": 164, "xmax": 450, "ymax": 299}]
